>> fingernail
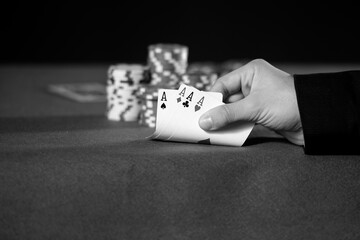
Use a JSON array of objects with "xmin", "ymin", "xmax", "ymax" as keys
[{"xmin": 199, "ymin": 115, "xmax": 213, "ymax": 130}]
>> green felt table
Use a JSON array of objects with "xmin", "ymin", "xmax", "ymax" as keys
[{"xmin": 1, "ymin": 63, "xmax": 360, "ymax": 240}]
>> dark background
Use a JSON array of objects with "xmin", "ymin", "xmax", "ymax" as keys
[{"xmin": 1, "ymin": 2, "xmax": 359, "ymax": 64}]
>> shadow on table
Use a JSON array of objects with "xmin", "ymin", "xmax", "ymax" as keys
[{"xmin": 243, "ymin": 137, "xmax": 288, "ymax": 146}]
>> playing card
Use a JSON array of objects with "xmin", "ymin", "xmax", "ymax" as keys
[
  {"xmin": 151, "ymin": 87, "xmax": 223, "ymax": 140},
  {"xmin": 158, "ymin": 84, "xmax": 206, "ymax": 140},
  {"xmin": 152, "ymin": 84, "xmax": 215, "ymax": 141},
  {"xmin": 150, "ymin": 89, "xmax": 178, "ymax": 138},
  {"xmin": 151, "ymin": 85, "xmax": 191, "ymax": 140},
  {"xmin": 203, "ymin": 91, "xmax": 222, "ymax": 102},
  {"xmin": 152, "ymin": 84, "xmax": 254, "ymax": 146},
  {"xmin": 165, "ymin": 86, "xmax": 222, "ymax": 142}
]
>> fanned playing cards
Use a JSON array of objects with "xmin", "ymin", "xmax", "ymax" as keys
[{"xmin": 150, "ymin": 84, "xmax": 255, "ymax": 146}]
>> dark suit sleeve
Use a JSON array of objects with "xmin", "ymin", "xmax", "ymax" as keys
[{"xmin": 294, "ymin": 71, "xmax": 360, "ymax": 155}]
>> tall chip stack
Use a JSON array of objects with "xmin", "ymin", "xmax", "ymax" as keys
[
  {"xmin": 138, "ymin": 43, "xmax": 189, "ymax": 127},
  {"xmin": 147, "ymin": 44, "xmax": 188, "ymax": 86},
  {"xmin": 106, "ymin": 64, "xmax": 150, "ymax": 121}
]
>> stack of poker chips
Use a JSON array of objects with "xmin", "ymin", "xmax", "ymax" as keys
[
  {"xmin": 137, "ymin": 43, "xmax": 189, "ymax": 128},
  {"xmin": 106, "ymin": 64, "xmax": 150, "ymax": 121},
  {"xmin": 137, "ymin": 85, "xmax": 159, "ymax": 128},
  {"xmin": 147, "ymin": 44, "xmax": 188, "ymax": 86},
  {"xmin": 179, "ymin": 72, "xmax": 218, "ymax": 91}
]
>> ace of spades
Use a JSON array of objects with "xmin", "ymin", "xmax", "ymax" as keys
[{"xmin": 151, "ymin": 89, "xmax": 178, "ymax": 139}]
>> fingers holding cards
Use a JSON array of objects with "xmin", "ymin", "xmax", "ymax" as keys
[{"xmin": 151, "ymin": 84, "xmax": 254, "ymax": 147}]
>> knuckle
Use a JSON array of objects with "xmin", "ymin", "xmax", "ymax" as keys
[
  {"xmin": 243, "ymin": 97, "xmax": 261, "ymax": 122},
  {"xmin": 251, "ymin": 58, "xmax": 266, "ymax": 65},
  {"xmin": 214, "ymin": 78, "xmax": 230, "ymax": 97},
  {"xmin": 248, "ymin": 59, "xmax": 268, "ymax": 72},
  {"xmin": 245, "ymin": 100, "xmax": 258, "ymax": 121},
  {"xmin": 221, "ymin": 104, "xmax": 235, "ymax": 124}
]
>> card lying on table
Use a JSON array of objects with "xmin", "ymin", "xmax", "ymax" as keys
[{"xmin": 150, "ymin": 84, "xmax": 254, "ymax": 146}]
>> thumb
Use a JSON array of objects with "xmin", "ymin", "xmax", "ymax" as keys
[{"xmin": 198, "ymin": 98, "xmax": 257, "ymax": 130}]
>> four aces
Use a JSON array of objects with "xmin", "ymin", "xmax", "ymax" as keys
[
  {"xmin": 151, "ymin": 84, "xmax": 254, "ymax": 147},
  {"xmin": 177, "ymin": 85, "xmax": 206, "ymax": 112}
]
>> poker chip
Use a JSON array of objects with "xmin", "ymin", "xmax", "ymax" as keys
[
  {"xmin": 138, "ymin": 96, "xmax": 157, "ymax": 128},
  {"xmin": 179, "ymin": 72, "xmax": 218, "ymax": 91},
  {"xmin": 107, "ymin": 64, "xmax": 150, "ymax": 86},
  {"xmin": 150, "ymin": 72, "xmax": 180, "ymax": 86},
  {"xmin": 137, "ymin": 83, "xmax": 156, "ymax": 127},
  {"xmin": 106, "ymin": 64, "xmax": 150, "ymax": 121},
  {"xmin": 148, "ymin": 43, "xmax": 188, "ymax": 86},
  {"xmin": 137, "ymin": 85, "xmax": 158, "ymax": 101}
]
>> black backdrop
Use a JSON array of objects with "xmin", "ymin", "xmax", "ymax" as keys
[{"xmin": 2, "ymin": 2, "xmax": 359, "ymax": 63}]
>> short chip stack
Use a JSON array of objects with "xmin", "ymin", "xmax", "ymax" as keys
[
  {"xmin": 106, "ymin": 64, "xmax": 150, "ymax": 121},
  {"xmin": 179, "ymin": 72, "xmax": 218, "ymax": 91},
  {"xmin": 137, "ymin": 85, "xmax": 160, "ymax": 128}
]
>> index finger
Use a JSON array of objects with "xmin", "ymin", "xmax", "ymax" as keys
[{"xmin": 210, "ymin": 61, "xmax": 255, "ymax": 99}]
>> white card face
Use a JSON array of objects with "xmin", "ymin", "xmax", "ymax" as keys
[
  {"xmin": 204, "ymin": 91, "xmax": 222, "ymax": 102},
  {"xmin": 150, "ymin": 89, "xmax": 177, "ymax": 139},
  {"xmin": 206, "ymin": 119, "xmax": 254, "ymax": 146},
  {"xmin": 166, "ymin": 85, "xmax": 254, "ymax": 146},
  {"xmin": 151, "ymin": 88, "xmax": 222, "ymax": 140},
  {"xmin": 166, "ymin": 87, "xmax": 223, "ymax": 143},
  {"xmin": 154, "ymin": 84, "xmax": 197, "ymax": 140}
]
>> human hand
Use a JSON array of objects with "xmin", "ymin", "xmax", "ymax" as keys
[{"xmin": 198, "ymin": 59, "xmax": 304, "ymax": 145}]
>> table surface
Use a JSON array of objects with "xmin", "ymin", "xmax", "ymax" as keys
[{"xmin": 1, "ymin": 63, "xmax": 360, "ymax": 240}]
